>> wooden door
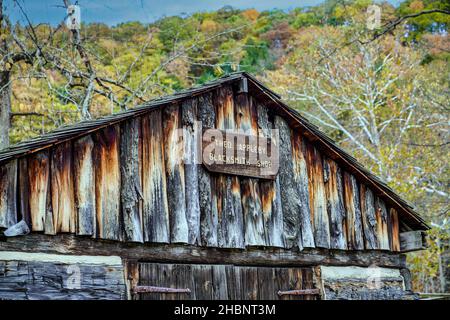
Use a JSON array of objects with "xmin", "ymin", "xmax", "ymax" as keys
[{"xmin": 133, "ymin": 263, "xmax": 320, "ymax": 300}]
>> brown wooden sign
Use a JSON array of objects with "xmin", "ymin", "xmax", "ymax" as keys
[{"xmin": 202, "ymin": 129, "xmax": 279, "ymax": 180}]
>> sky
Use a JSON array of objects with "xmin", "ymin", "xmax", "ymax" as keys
[{"xmin": 6, "ymin": 0, "xmax": 402, "ymax": 26}]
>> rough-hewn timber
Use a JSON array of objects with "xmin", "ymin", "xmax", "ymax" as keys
[
  {"xmin": 93, "ymin": 125, "xmax": 121, "ymax": 241},
  {"xmin": 0, "ymin": 160, "xmax": 17, "ymax": 229},
  {"xmin": 73, "ymin": 135, "xmax": 96, "ymax": 236},
  {"xmin": 120, "ymin": 118, "xmax": 143, "ymax": 243},
  {"xmin": 257, "ymin": 102, "xmax": 284, "ymax": 248},
  {"xmin": 141, "ymin": 110, "xmax": 170, "ymax": 243},
  {"xmin": 235, "ymin": 90, "xmax": 265, "ymax": 246},
  {"xmin": 0, "ymin": 234, "xmax": 406, "ymax": 268},
  {"xmin": 163, "ymin": 104, "xmax": 188, "ymax": 244},
  {"xmin": 182, "ymin": 98, "xmax": 201, "ymax": 245}
]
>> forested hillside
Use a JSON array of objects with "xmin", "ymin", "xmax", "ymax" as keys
[{"xmin": 1, "ymin": 0, "xmax": 449, "ymax": 293}]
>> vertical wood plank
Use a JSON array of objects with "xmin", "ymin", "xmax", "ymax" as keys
[
  {"xmin": 214, "ymin": 86, "xmax": 244, "ymax": 249},
  {"xmin": 28, "ymin": 151, "xmax": 50, "ymax": 232},
  {"xmin": 120, "ymin": 118, "xmax": 143, "ymax": 242},
  {"xmin": 343, "ymin": 172, "xmax": 364, "ymax": 250},
  {"xmin": 51, "ymin": 141, "xmax": 76, "ymax": 234},
  {"xmin": 212, "ymin": 264, "xmax": 228, "ymax": 299},
  {"xmin": 18, "ymin": 157, "xmax": 31, "ymax": 226},
  {"xmin": 93, "ymin": 125, "xmax": 121, "ymax": 240},
  {"xmin": 360, "ymin": 184, "xmax": 378, "ymax": 249},
  {"xmin": 0, "ymin": 160, "xmax": 17, "ymax": 228},
  {"xmin": 390, "ymin": 208, "xmax": 400, "ymax": 252},
  {"xmin": 192, "ymin": 264, "xmax": 214, "ymax": 300},
  {"xmin": 257, "ymin": 103, "xmax": 284, "ymax": 248},
  {"xmin": 274, "ymin": 116, "xmax": 302, "ymax": 249},
  {"xmin": 323, "ymin": 158, "xmax": 347, "ymax": 250},
  {"xmin": 375, "ymin": 197, "xmax": 390, "ymax": 250},
  {"xmin": 141, "ymin": 110, "xmax": 170, "ymax": 243},
  {"xmin": 306, "ymin": 144, "xmax": 330, "ymax": 248},
  {"xmin": 235, "ymin": 90, "xmax": 265, "ymax": 246},
  {"xmin": 182, "ymin": 98, "xmax": 201, "ymax": 245},
  {"xmin": 73, "ymin": 135, "xmax": 96, "ymax": 236},
  {"xmin": 163, "ymin": 104, "xmax": 188, "ymax": 244},
  {"xmin": 292, "ymin": 131, "xmax": 315, "ymax": 248},
  {"xmin": 198, "ymin": 93, "xmax": 219, "ymax": 247}
]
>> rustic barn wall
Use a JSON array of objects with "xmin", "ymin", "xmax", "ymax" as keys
[
  {"xmin": 0, "ymin": 251, "xmax": 126, "ymax": 300},
  {"xmin": 0, "ymin": 87, "xmax": 403, "ymax": 254},
  {"xmin": 319, "ymin": 266, "xmax": 414, "ymax": 300}
]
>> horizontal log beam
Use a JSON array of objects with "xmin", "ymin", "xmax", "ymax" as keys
[
  {"xmin": 0, "ymin": 234, "xmax": 406, "ymax": 268},
  {"xmin": 277, "ymin": 289, "xmax": 321, "ymax": 296},
  {"xmin": 133, "ymin": 286, "xmax": 191, "ymax": 294},
  {"xmin": 400, "ymin": 231, "xmax": 428, "ymax": 253}
]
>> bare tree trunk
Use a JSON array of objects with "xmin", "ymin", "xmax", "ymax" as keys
[{"xmin": 0, "ymin": 70, "xmax": 11, "ymax": 150}]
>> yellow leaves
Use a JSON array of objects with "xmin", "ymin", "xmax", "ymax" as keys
[
  {"xmin": 409, "ymin": 0, "xmax": 425, "ymax": 12},
  {"xmin": 200, "ymin": 19, "xmax": 218, "ymax": 34},
  {"xmin": 242, "ymin": 9, "xmax": 260, "ymax": 22}
]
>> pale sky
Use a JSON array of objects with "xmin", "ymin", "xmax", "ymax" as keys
[{"xmin": 6, "ymin": 0, "xmax": 401, "ymax": 26}]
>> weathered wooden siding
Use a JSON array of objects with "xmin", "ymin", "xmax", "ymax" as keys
[
  {"xmin": 257, "ymin": 102, "xmax": 284, "ymax": 248},
  {"xmin": 141, "ymin": 110, "xmax": 170, "ymax": 243},
  {"xmin": 0, "ymin": 160, "xmax": 17, "ymax": 229},
  {"xmin": 214, "ymin": 86, "xmax": 244, "ymax": 249},
  {"xmin": 51, "ymin": 141, "xmax": 76, "ymax": 234},
  {"xmin": 0, "ymin": 252, "xmax": 126, "ymax": 300},
  {"xmin": 306, "ymin": 144, "xmax": 330, "ymax": 248},
  {"xmin": 93, "ymin": 125, "xmax": 121, "ymax": 240},
  {"xmin": 0, "ymin": 88, "xmax": 410, "ymax": 254},
  {"xmin": 73, "ymin": 135, "xmax": 96, "ymax": 236}
]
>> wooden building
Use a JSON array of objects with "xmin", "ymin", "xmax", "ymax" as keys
[{"xmin": 0, "ymin": 72, "xmax": 428, "ymax": 300}]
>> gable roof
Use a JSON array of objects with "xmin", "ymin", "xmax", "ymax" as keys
[{"xmin": 0, "ymin": 72, "xmax": 429, "ymax": 230}]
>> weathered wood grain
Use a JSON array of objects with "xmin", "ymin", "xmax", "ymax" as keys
[
  {"xmin": 198, "ymin": 93, "xmax": 218, "ymax": 247},
  {"xmin": 360, "ymin": 184, "xmax": 378, "ymax": 250},
  {"xmin": 323, "ymin": 158, "xmax": 346, "ymax": 250},
  {"xmin": 93, "ymin": 125, "xmax": 121, "ymax": 241},
  {"xmin": 120, "ymin": 118, "xmax": 143, "ymax": 243},
  {"xmin": 390, "ymin": 208, "xmax": 400, "ymax": 252},
  {"xmin": 0, "ymin": 160, "xmax": 17, "ymax": 229},
  {"xmin": 214, "ymin": 86, "xmax": 244, "ymax": 249},
  {"xmin": 375, "ymin": 197, "xmax": 390, "ymax": 250},
  {"xmin": 27, "ymin": 151, "xmax": 50, "ymax": 232},
  {"xmin": 141, "ymin": 110, "xmax": 170, "ymax": 243},
  {"xmin": 306, "ymin": 144, "xmax": 330, "ymax": 248},
  {"xmin": 163, "ymin": 103, "xmax": 188, "ymax": 244},
  {"xmin": 73, "ymin": 135, "xmax": 96, "ymax": 236},
  {"xmin": 400, "ymin": 230, "xmax": 427, "ymax": 252},
  {"xmin": 292, "ymin": 131, "xmax": 315, "ymax": 249},
  {"xmin": 182, "ymin": 98, "xmax": 201, "ymax": 245},
  {"xmin": 0, "ymin": 256, "xmax": 126, "ymax": 300},
  {"xmin": 343, "ymin": 172, "xmax": 364, "ymax": 250},
  {"xmin": 274, "ymin": 116, "xmax": 302, "ymax": 249},
  {"xmin": 17, "ymin": 158, "xmax": 30, "ymax": 226},
  {"xmin": 257, "ymin": 103, "xmax": 284, "ymax": 248},
  {"xmin": 235, "ymin": 91, "xmax": 265, "ymax": 246},
  {"xmin": 51, "ymin": 141, "xmax": 76, "ymax": 234}
]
